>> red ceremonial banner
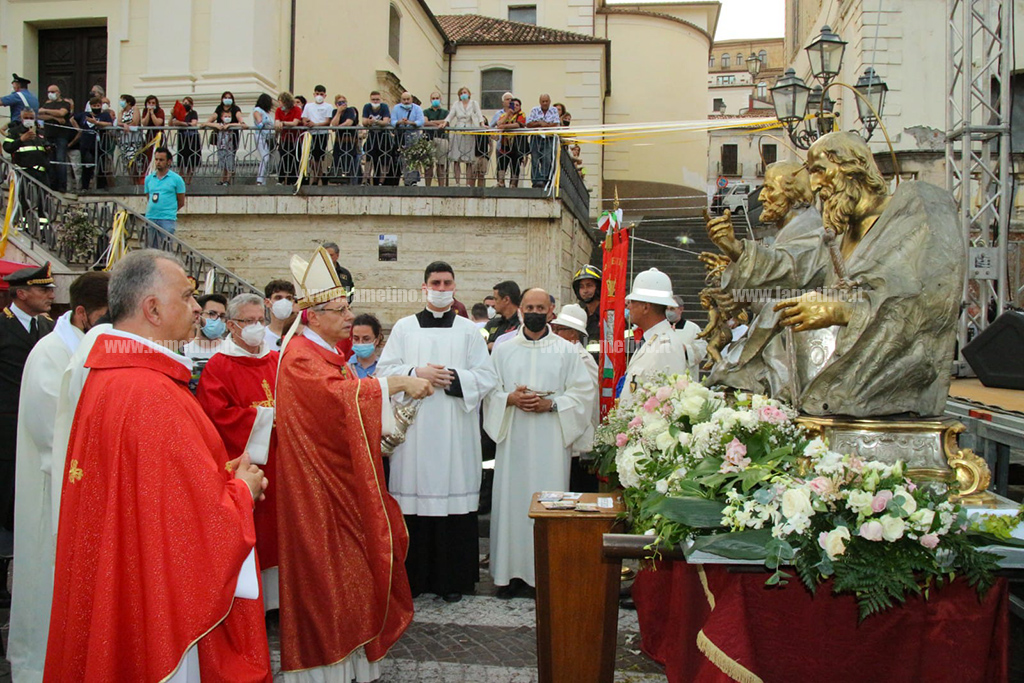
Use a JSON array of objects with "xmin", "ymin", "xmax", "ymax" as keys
[{"xmin": 598, "ymin": 225, "xmax": 630, "ymax": 418}]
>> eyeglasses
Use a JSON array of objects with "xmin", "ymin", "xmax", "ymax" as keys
[
  {"xmin": 336, "ymin": 101, "xmax": 347, "ymax": 106},
  {"xmin": 230, "ymin": 318, "xmax": 264, "ymax": 326},
  {"xmin": 318, "ymin": 306, "xmax": 350, "ymax": 315},
  {"xmin": 203, "ymin": 311, "xmax": 226, "ymax": 320}
]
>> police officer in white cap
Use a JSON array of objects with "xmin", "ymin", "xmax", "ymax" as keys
[
  {"xmin": 618, "ymin": 268, "xmax": 698, "ymax": 406},
  {"xmin": 550, "ymin": 303, "xmax": 601, "ymax": 491}
]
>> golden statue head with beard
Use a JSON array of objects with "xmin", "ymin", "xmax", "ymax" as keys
[
  {"xmin": 759, "ymin": 161, "xmax": 814, "ymax": 226},
  {"xmin": 805, "ymin": 132, "xmax": 891, "ymax": 259}
]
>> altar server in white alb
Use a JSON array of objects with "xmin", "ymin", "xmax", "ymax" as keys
[
  {"xmin": 377, "ymin": 261, "xmax": 497, "ymax": 603},
  {"xmin": 483, "ymin": 288, "xmax": 595, "ymax": 597},
  {"xmin": 618, "ymin": 268, "xmax": 699, "ymax": 406},
  {"xmin": 10, "ymin": 271, "xmax": 109, "ymax": 683}
]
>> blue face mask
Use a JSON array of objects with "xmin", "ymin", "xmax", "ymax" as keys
[
  {"xmin": 460, "ymin": 93, "xmax": 469, "ymax": 101},
  {"xmin": 352, "ymin": 343, "xmax": 376, "ymax": 359},
  {"xmin": 202, "ymin": 317, "xmax": 226, "ymax": 339},
  {"xmin": 431, "ymin": 99, "xmax": 441, "ymax": 107}
]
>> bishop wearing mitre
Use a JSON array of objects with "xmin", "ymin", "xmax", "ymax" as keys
[{"xmin": 275, "ymin": 247, "xmax": 432, "ymax": 682}]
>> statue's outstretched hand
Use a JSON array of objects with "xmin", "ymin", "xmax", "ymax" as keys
[
  {"xmin": 774, "ymin": 291, "xmax": 853, "ymax": 332},
  {"xmin": 703, "ymin": 208, "xmax": 742, "ymax": 261}
]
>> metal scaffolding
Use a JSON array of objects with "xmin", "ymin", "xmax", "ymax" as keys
[{"xmin": 946, "ymin": 0, "xmax": 1013, "ymax": 374}]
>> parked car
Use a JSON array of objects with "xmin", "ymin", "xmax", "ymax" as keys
[{"xmin": 710, "ymin": 183, "xmax": 760, "ymax": 216}]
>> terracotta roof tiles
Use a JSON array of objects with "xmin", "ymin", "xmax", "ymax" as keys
[{"xmin": 437, "ymin": 14, "xmax": 607, "ymax": 46}]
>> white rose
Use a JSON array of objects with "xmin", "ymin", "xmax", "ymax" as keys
[
  {"xmin": 804, "ymin": 437, "xmax": 829, "ymax": 458},
  {"xmin": 750, "ymin": 394, "xmax": 770, "ymax": 409},
  {"xmin": 655, "ymin": 430, "xmax": 677, "ymax": 453},
  {"xmin": 677, "ymin": 431, "xmax": 692, "ymax": 448},
  {"xmin": 655, "ymin": 478, "xmax": 669, "ymax": 494},
  {"xmin": 819, "ymin": 526, "xmax": 851, "ymax": 560},
  {"xmin": 737, "ymin": 411, "xmax": 759, "ymax": 430},
  {"xmin": 781, "ymin": 488, "xmax": 813, "ymax": 520},
  {"xmin": 910, "ymin": 508, "xmax": 934, "ymax": 531},
  {"xmin": 846, "ymin": 490, "xmax": 874, "ymax": 516},
  {"xmin": 880, "ymin": 515, "xmax": 905, "ymax": 542},
  {"xmin": 641, "ymin": 416, "xmax": 669, "ymax": 439},
  {"xmin": 893, "ymin": 487, "xmax": 917, "ymax": 515}
]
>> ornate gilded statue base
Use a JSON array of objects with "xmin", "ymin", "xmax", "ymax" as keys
[{"xmin": 798, "ymin": 415, "xmax": 993, "ymax": 502}]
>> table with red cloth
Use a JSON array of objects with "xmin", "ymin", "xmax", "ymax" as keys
[{"xmin": 632, "ymin": 559, "xmax": 1008, "ymax": 683}]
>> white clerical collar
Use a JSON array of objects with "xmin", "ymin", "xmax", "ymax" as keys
[
  {"xmin": 428, "ymin": 306, "xmax": 451, "ymax": 318},
  {"xmin": 54, "ymin": 310, "xmax": 85, "ymax": 354},
  {"xmin": 105, "ymin": 328, "xmax": 195, "ymax": 371},
  {"xmin": 644, "ymin": 319, "xmax": 672, "ymax": 343},
  {"xmin": 218, "ymin": 335, "xmax": 271, "ymax": 358},
  {"xmin": 302, "ymin": 327, "xmax": 338, "ymax": 354},
  {"xmin": 10, "ymin": 301, "xmax": 35, "ymax": 333}
]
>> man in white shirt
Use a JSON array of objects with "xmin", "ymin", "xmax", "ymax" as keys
[
  {"xmin": 301, "ymin": 84, "xmax": 334, "ymax": 185},
  {"xmin": 618, "ymin": 269, "xmax": 699, "ymax": 406}
]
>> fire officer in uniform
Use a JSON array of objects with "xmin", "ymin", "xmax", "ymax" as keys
[{"xmin": 617, "ymin": 268, "xmax": 697, "ymax": 406}]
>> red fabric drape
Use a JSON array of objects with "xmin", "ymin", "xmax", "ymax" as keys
[
  {"xmin": 633, "ymin": 560, "xmax": 1008, "ymax": 683},
  {"xmin": 598, "ymin": 225, "xmax": 630, "ymax": 418}
]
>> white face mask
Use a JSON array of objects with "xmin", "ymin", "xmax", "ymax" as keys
[
  {"xmin": 47, "ymin": 92, "xmax": 58, "ymax": 101},
  {"xmin": 240, "ymin": 322, "xmax": 266, "ymax": 347},
  {"xmin": 486, "ymin": 306, "xmax": 496, "ymax": 318},
  {"xmin": 101, "ymin": 103, "xmax": 110, "ymax": 111},
  {"xmin": 666, "ymin": 308, "xmax": 681, "ymax": 324},
  {"xmin": 426, "ymin": 289, "xmax": 454, "ymax": 310},
  {"xmin": 271, "ymin": 298, "xmax": 294, "ymax": 320},
  {"xmin": 315, "ymin": 94, "xmax": 325, "ymax": 104}
]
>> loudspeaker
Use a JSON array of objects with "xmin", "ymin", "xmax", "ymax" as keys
[{"xmin": 962, "ymin": 311, "xmax": 1024, "ymax": 390}]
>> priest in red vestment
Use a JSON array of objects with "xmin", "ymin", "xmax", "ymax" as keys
[
  {"xmin": 275, "ymin": 248, "xmax": 432, "ymax": 682},
  {"xmin": 45, "ymin": 251, "xmax": 272, "ymax": 683},
  {"xmin": 197, "ymin": 292, "xmax": 281, "ymax": 610}
]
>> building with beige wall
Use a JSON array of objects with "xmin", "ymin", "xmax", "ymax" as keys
[
  {"xmin": 2, "ymin": 0, "xmax": 722, "ymax": 217},
  {"xmin": 707, "ymin": 37, "xmax": 784, "ymax": 115}
]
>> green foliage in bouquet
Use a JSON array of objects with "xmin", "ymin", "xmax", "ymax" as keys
[
  {"xmin": 596, "ymin": 373, "xmax": 1010, "ymax": 619},
  {"xmin": 54, "ymin": 205, "xmax": 102, "ymax": 264}
]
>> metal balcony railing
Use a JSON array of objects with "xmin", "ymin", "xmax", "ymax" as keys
[
  {"xmin": 716, "ymin": 161, "xmax": 743, "ymax": 177},
  {"xmin": 0, "ymin": 155, "xmax": 258, "ymax": 297},
  {"xmin": 78, "ymin": 126, "xmax": 584, "ymax": 195}
]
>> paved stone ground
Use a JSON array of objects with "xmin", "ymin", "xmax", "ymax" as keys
[{"xmin": 266, "ymin": 527, "xmax": 667, "ymax": 682}]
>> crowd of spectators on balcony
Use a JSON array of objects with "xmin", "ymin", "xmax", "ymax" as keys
[{"xmin": 2, "ymin": 76, "xmax": 583, "ymax": 192}]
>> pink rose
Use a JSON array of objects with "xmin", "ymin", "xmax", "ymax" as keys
[
  {"xmin": 847, "ymin": 456, "xmax": 864, "ymax": 473},
  {"xmin": 720, "ymin": 438, "xmax": 751, "ymax": 473},
  {"xmin": 858, "ymin": 521, "xmax": 884, "ymax": 542},
  {"xmin": 628, "ymin": 416, "xmax": 643, "ymax": 429},
  {"xmin": 655, "ymin": 386, "xmax": 673, "ymax": 401},
  {"xmin": 818, "ymin": 531, "xmax": 829, "ymax": 550},
  {"xmin": 919, "ymin": 534, "xmax": 940, "ymax": 549},
  {"xmin": 661, "ymin": 402, "xmax": 674, "ymax": 416},
  {"xmin": 808, "ymin": 477, "xmax": 831, "ymax": 496},
  {"xmin": 757, "ymin": 405, "xmax": 788, "ymax": 424},
  {"xmin": 615, "ymin": 433, "xmax": 629, "ymax": 447},
  {"xmin": 674, "ymin": 378, "xmax": 690, "ymax": 390},
  {"xmin": 906, "ymin": 481, "xmax": 917, "ymax": 492},
  {"xmin": 643, "ymin": 396, "xmax": 660, "ymax": 413},
  {"xmin": 871, "ymin": 490, "xmax": 893, "ymax": 513}
]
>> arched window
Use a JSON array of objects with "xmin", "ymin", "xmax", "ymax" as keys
[
  {"xmin": 737, "ymin": 53, "xmax": 743, "ymax": 65},
  {"xmin": 721, "ymin": 53, "xmax": 730, "ymax": 69},
  {"xmin": 709, "ymin": 55, "xmax": 715, "ymax": 68},
  {"xmin": 388, "ymin": 4, "xmax": 401, "ymax": 63},
  {"xmin": 481, "ymin": 68, "xmax": 513, "ymax": 109},
  {"xmin": 758, "ymin": 49, "xmax": 768, "ymax": 66},
  {"xmin": 756, "ymin": 81, "xmax": 767, "ymax": 99}
]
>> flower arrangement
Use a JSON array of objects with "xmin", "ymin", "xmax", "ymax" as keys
[
  {"xmin": 55, "ymin": 205, "xmax": 102, "ymax": 264},
  {"xmin": 594, "ymin": 373, "xmax": 1011, "ymax": 619},
  {"xmin": 400, "ymin": 135, "xmax": 438, "ymax": 172}
]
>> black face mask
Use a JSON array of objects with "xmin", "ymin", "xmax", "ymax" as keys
[
  {"xmin": 184, "ymin": 104, "xmax": 192, "ymax": 111},
  {"xmin": 522, "ymin": 312, "xmax": 548, "ymax": 333}
]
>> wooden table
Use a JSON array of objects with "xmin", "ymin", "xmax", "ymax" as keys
[{"xmin": 530, "ymin": 492, "xmax": 625, "ymax": 683}]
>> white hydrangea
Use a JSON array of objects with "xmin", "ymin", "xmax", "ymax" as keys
[
  {"xmin": 804, "ymin": 437, "xmax": 830, "ymax": 459},
  {"xmin": 615, "ymin": 443, "xmax": 646, "ymax": 489}
]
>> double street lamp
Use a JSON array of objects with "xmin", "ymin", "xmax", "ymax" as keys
[{"xmin": 768, "ymin": 25, "xmax": 888, "ymax": 149}]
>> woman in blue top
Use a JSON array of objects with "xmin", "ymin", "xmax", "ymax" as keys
[{"xmin": 348, "ymin": 313, "xmax": 383, "ymax": 379}]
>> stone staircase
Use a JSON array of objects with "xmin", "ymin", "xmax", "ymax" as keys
[{"xmin": 628, "ymin": 214, "xmax": 721, "ymax": 327}]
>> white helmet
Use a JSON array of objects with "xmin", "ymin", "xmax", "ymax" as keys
[
  {"xmin": 625, "ymin": 268, "xmax": 676, "ymax": 307},
  {"xmin": 551, "ymin": 304, "xmax": 589, "ymax": 335}
]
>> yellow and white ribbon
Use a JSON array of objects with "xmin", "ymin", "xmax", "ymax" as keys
[
  {"xmin": 1, "ymin": 170, "xmax": 18, "ymax": 258},
  {"xmin": 294, "ymin": 131, "xmax": 313, "ymax": 194},
  {"xmin": 104, "ymin": 210, "xmax": 130, "ymax": 271}
]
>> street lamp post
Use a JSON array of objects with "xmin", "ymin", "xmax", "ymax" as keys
[{"xmin": 769, "ymin": 25, "xmax": 887, "ymax": 149}]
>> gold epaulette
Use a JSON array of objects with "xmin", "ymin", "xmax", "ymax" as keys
[
  {"xmin": 2, "ymin": 308, "xmax": 12, "ymax": 319},
  {"xmin": 42, "ymin": 313, "xmax": 53, "ymax": 321}
]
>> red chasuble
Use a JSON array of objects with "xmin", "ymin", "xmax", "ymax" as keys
[
  {"xmin": 44, "ymin": 334, "xmax": 271, "ymax": 683},
  {"xmin": 276, "ymin": 335, "xmax": 412, "ymax": 671},
  {"xmin": 197, "ymin": 351, "xmax": 280, "ymax": 569}
]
